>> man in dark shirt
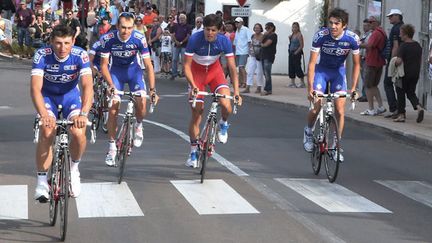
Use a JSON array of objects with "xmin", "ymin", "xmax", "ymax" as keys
[
  {"xmin": 384, "ymin": 9, "xmax": 404, "ymax": 118},
  {"xmin": 15, "ymin": 0, "xmax": 35, "ymax": 58},
  {"xmin": 170, "ymin": 13, "xmax": 191, "ymax": 79},
  {"xmin": 261, "ymin": 22, "xmax": 278, "ymax": 95},
  {"xmin": 63, "ymin": 9, "xmax": 87, "ymax": 49}
]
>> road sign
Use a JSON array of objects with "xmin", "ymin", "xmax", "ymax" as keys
[
  {"xmin": 231, "ymin": 7, "xmax": 251, "ymax": 17},
  {"xmin": 236, "ymin": 0, "xmax": 247, "ymax": 7}
]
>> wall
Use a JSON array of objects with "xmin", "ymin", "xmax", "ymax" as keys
[{"xmin": 205, "ymin": 0, "xmax": 324, "ymax": 74}]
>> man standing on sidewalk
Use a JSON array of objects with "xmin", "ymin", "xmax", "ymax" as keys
[
  {"xmin": 15, "ymin": 0, "xmax": 35, "ymax": 58},
  {"xmin": 233, "ymin": 17, "xmax": 252, "ymax": 88},
  {"xmin": 383, "ymin": 9, "xmax": 404, "ymax": 118}
]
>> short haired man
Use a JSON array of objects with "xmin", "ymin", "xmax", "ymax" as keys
[
  {"xmin": 16, "ymin": 0, "xmax": 35, "ymax": 58},
  {"xmin": 303, "ymin": 8, "xmax": 360, "ymax": 162},
  {"xmin": 233, "ymin": 17, "xmax": 252, "ymax": 88},
  {"xmin": 99, "ymin": 12, "xmax": 158, "ymax": 166},
  {"xmin": 191, "ymin": 16, "xmax": 203, "ymax": 36},
  {"xmin": 184, "ymin": 14, "xmax": 242, "ymax": 167},
  {"xmin": 170, "ymin": 13, "xmax": 191, "ymax": 79},
  {"xmin": 31, "ymin": 25, "xmax": 93, "ymax": 201}
]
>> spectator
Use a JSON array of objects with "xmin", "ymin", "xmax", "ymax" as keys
[
  {"xmin": 215, "ymin": 10, "xmax": 223, "ymax": 19},
  {"xmin": 358, "ymin": 18, "xmax": 373, "ymax": 102},
  {"xmin": 0, "ymin": 18, "xmax": 15, "ymax": 57},
  {"xmin": 44, "ymin": 5, "xmax": 55, "ymax": 24},
  {"xmin": 15, "ymin": 0, "xmax": 35, "ymax": 58},
  {"xmin": 98, "ymin": 16, "xmax": 111, "ymax": 36},
  {"xmin": 169, "ymin": 7, "xmax": 177, "ymax": 23},
  {"xmin": 233, "ymin": 17, "xmax": 252, "ymax": 88},
  {"xmin": 76, "ymin": 0, "xmax": 90, "ymax": 28},
  {"xmin": 62, "ymin": 9, "xmax": 87, "ymax": 49},
  {"xmin": 149, "ymin": 16, "xmax": 162, "ymax": 73},
  {"xmin": 220, "ymin": 20, "xmax": 235, "ymax": 78},
  {"xmin": 393, "ymin": 24, "xmax": 424, "ymax": 123},
  {"xmin": 243, "ymin": 23, "xmax": 264, "ymax": 93},
  {"xmin": 160, "ymin": 28, "xmax": 172, "ymax": 73},
  {"xmin": 261, "ymin": 22, "xmax": 278, "ymax": 96},
  {"xmin": 191, "ymin": 16, "xmax": 203, "ymax": 36},
  {"xmin": 134, "ymin": 14, "xmax": 147, "ymax": 35},
  {"xmin": 109, "ymin": 0, "xmax": 122, "ymax": 30},
  {"xmin": 170, "ymin": 13, "xmax": 191, "ymax": 79},
  {"xmin": 30, "ymin": 14, "xmax": 48, "ymax": 48},
  {"xmin": 159, "ymin": 14, "xmax": 168, "ymax": 30},
  {"xmin": 384, "ymin": 9, "xmax": 404, "ymax": 119},
  {"xmin": 359, "ymin": 15, "xmax": 387, "ymax": 116},
  {"xmin": 288, "ymin": 22, "xmax": 305, "ymax": 88}
]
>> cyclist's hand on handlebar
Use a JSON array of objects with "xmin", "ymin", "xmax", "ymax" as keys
[
  {"xmin": 41, "ymin": 115, "xmax": 56, "ymax": 129},
  {"xmin": 150, "ymin": 89, "xmax": 159, "ymax": 105},
  {"xmin": 234, "ymin": 94, "xmax": 242, "ymax": 106},
  {"xmin": 350, "ymin": 90, "xmax": 359, "ymax": 102},
  {"xmin": 191, "ymin": 87, "xmax": 199, "ymax": 97},
  {"xmin": 307, "ymin": 90, "xmax": 316, "ymax": 102},
  {"xmin": 72, "ymin": 115, "xmax": 88, "ymax": 129}
]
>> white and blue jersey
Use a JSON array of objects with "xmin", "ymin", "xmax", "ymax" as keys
[
  {"xmin": 99, "ymin": 30, "xmax": 150, "ymax": 93},
  {"xmin": 311, "ymin": 28, "xmax": 360, "ymax": 93},
  {"xmin": 89, "ymin": 40, "xmax": 102, "ymax": 70},
  {"xmin": 31, "ymin": 46, "xmax": 92, "ymax": 119},
  {"xmin": 185, "ymin": 31, "xmax": 234, "ymax": 67}
]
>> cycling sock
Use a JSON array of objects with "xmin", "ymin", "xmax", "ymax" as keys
[
  {"xmin": 71, "ymin": 160, "xmax": 80, "ymax": 171},
  {"xmin": 219, "ymin": 119, "xmax": 228, "ymax": 125},
  {"xmin": 190, "ymin": 140, "xmax": 198, "ymax": 152},
  {"xmin": 109, "ymin": 140, "xmax": 116, "ymax": 151},
  {"xmin": 37, "ymin": 172, "xmax": 47, "ymax": 185}
]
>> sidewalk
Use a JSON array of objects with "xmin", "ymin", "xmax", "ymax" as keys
[{"xmin": 239, "ymin": 75, "xmax": 432, "ymax": 149}]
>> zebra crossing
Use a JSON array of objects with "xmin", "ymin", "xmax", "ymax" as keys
[{"xmin": 1, "ymin": 179, "xmax": 431, "ymax": 220}]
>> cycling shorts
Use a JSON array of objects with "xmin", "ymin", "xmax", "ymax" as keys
[
  {"xmin": 42, "ymin": 87, "xmax": 81, "ymax": 120},
  {"xmin": 189, "ymin": 60, "xmax": 229, "ymax": 103},
  {"xmin": 110, "ymin": 62, "xmax": 146, "ymax": 100},
  {"xmin": 313, "ymin": 65, "xmax": 347, "ymax": 94}
]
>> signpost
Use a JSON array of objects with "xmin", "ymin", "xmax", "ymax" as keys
[{"xmin": 231, "ymin": 7, "xmax": 251, "ymax": 17}]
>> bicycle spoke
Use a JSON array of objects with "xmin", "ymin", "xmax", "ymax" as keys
[
  {"xmin": 324, "ymin": 115, "xmax": 340, "ymax": 183},
  {"xmin": 311, "ymin": 118, "xmax": 322, "ymax": 175},
  {"xmin": 117, "ymin": 121, "xmax": 130, "ymax": 184},
  {"xmin": 59, "ymin": 149, "xmax": 70, "ymax": 241}
]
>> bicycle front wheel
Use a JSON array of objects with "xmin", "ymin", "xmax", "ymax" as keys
[
  {"xmin": 59, "ymin": 148, "xmax": 70, "ymax": 241},
  {"xmin": 199, "ymin": 120, "xmax": 216, "ymax": 183},
  {"xmin": 323, "ymin": 115, "xmax": 340, "ymax": 183},
  {"xmin": 310, "ymin": 118, "xmax": 322, "ymax": 175},
  {"xmin": 48, "ymin": 156, "xmax": 58, "ymax": 226},
  {"xmin": 117, "ymin": 120, "xmax": 131, "ymax": 184}
]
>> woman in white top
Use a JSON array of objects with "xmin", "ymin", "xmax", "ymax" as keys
[{"xmin": 243, "ymin": 23, "xmax": 264, "ymax": 93}]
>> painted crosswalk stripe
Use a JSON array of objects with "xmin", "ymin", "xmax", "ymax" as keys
[
  {"xmin": 75, "ymin": 182, "xmax": 144, "ymax": 218},
  {"xmin": 171, "ymin": 179, "xmax": 260, "ymax": 215},
  {"xmin": 0, "ymin": 185, "xmax": 28, "ymax": 219},
  {"xmin": 276, "ymin": 178, "xmax": 391, "ymax": 213},
  {"xmin": 375, "ymin": 180, "xmax": 432, "ymax": 208}
]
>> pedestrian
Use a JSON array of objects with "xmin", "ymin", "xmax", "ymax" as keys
[
  {"xmin": 160, "ymin": 28, "xmax": 172, "ymax": 74},
  {"xmin": 170, "ymin": 13, "xmax": 191, "ymax": 79},
  {"xmin": 30, "ymin": 14, "xmax": 48, "ymax": 48},
  {"xmin": 191, "ymin": 16, "xmax": 203, "ymax": 36},
  {"xmin": 109, "ymin": 0, "xmax": 123, "ymax": 31},
  {"xmin": 0, "ymin": 19, "xmax": 15, "ymax": 57},
  {"xmin": 393, "ymin": 24, "xmax": 425, "ymax": 123},
  {"xmin": 384, "ymin": 9, "xmax": 404, "ymax": 119},
  {"xmin": 359, "ymin": 15, "xmax": 387, "ymax": 116},
  {"xmin": 233, "ymin": 17, "xmax": 252, "ymax": 88},
  {"xmin": 261, "ymin": 22, "xmax": 278, "ymax": 96},
  {"xmin": 358, "ymin": 18, "xmax": 373, "ymax": 102},
  {"xmin": 149, "ymin": 16, "xmax": 162, "ymax": 73},
  {"xmin": 15, "ymin": 0, "xmax": 35, "ymax": 58},
  {"xmin": 288, "ymin": 22, "xmax": 305, "ymax": 88},
  {"xmin": 243, "ymin": 23, "xmax": 264, "ymax": 94}
]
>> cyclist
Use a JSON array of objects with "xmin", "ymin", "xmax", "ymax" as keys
[
  {"xmin": 89, "ymin": 40, "xmax": 103, "ymax": 78},
  {"xmin": 99, "ymin": 12, "xmax": 158, "ymax": 166},
  {"xmin": 184, "ymin": 14, "xmax": 242, "ymax": 168},
  {"xmin": 31, "ymin": 24, "xmax": 93, "ymax": 201},
  {"xmin": 303, "ymin": 8, "xmax": 360, "ymax": 161}
]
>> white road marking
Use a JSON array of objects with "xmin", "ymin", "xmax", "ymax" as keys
[
  {"xmin": 143, "ymin": 119, "xmax": 249, "ymax": 176},
  {"xmin": 160, "ymin": 94, "xmax": 186, "ymax": 97},
  {"xmin": 75, "ymin": 182, "xmax": 144, "ymax": 218},
  {"xmin": 276, "ymin": 178, "xmax": 392, "ymax": 213},
  {"xmin": 0, "ymin": 106, "xmax": 11, "ymax": 109},
  {"xmin": 0, "ymin": 185, "xmax": 27, "ymax": 219},
  {"xmin": 375, "ymin": 180, "xmax": 432, "ymax": 208},
  {"xmin": 171, "ymin": 179, "xmax": 259, "ymax": 215}
]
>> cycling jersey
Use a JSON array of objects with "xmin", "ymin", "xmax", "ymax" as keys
[
  {"xmin": 89, "ymin": 40, "xmax": 102, "ymax": 70},
  {"xmin": 311, "ymin": 28, "xmax": 360, "ymax": 69},
  {"xmin": 99, "ymin": 30, "xmax": 149, "ymax": 95},
  {"xmin": 31, "ymin": 46, "xmax": 91, "ymax": 118},
  {"xmin": 311, "ymin": 28, "xmax": 359, "ymax": 93},
  {"xmin": 185, "ymin": 31, "xmax": 234, "ymax": 101}
]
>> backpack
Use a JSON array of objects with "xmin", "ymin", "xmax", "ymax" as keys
[{"xmin": 377, "ymin": 28, "xmax": 390, "ymax": 60}]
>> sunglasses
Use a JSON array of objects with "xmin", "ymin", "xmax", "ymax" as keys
[
  {"xmin": 368, "ymin": 20, "xmax": 376, "ymax": 23},
  {"xmin": 119, "ymin": 12, "xmax": 136, "ymax": 19},
  {"xmin": 196, "ymin": 21, "xmax": 202, "ymax": 23}
]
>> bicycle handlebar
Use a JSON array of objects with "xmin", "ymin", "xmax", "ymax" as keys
[
  {"xmin": 33, "ymin": 118, "xmax": 96, "ymax": 144},
  {"xmin": 191, "ymin": 91, "xmax": 239, "ymax": 114},
  {"xmin": 309, "ymin": 92, "xmax": 356, "ymax": 111},
  {"xmin": 107, "ymin": 89, "xmax": 156, "ymax": 113}
]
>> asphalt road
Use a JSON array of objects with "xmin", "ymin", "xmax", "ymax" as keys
[{"xmin": 0, "ymin": 58, "xmax": 431, "ymax": 243}]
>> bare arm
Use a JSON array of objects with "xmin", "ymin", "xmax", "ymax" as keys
[
  {"xmin": 226, "ymin": 57, "xmax": 239, "ymax": 96},
  {"xmin": 80, "ymin": 74, "xmax": 94, "ymax": 114},
  {"xmin": 143, "ymin": 56, "xmax": 156, "ymax": 91},
  {"xmin": 307, "ymin": 51, "xmax": 319, "ymax": 100},
  {"xmin": 295, "ymin": 34, "xmax": 304, "ymax": 54},
  {"xmin": 100, "ymin": 56, "xmax": 114, "ymax": 89},
  {"xmin": 184, "ymin": 56, "xmax": 195, "ymax": 89},
  {"xmin": 30, "ymin": 75, "xmax": 49, "ymax": 117},
  {"xmin": 350, "ymin": 54, "xmax": 361, "ymax": 93},
  {"xmin": 391, "ymin": 40, "xmax": 399, "ymax": 58}
]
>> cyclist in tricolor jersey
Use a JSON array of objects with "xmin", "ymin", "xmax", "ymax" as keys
[
  {"xmin": 184, "ymin": 14, "xmax": 242, "ymax": 168},
  {"xmin": 303, "ymin": 8, "xmax": 360, "ymax": 161}
]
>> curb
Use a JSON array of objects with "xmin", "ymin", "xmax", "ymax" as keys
[{"xmin": 242, "ymin": 95, "xmax": 432, "ymax": 150}]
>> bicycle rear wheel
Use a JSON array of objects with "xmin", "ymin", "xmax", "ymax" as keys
[
  {"xmin": 48, "ymin": 157, "xmax": 58, "ymax": 226},
  {"xmin": 310, "ymin": 118, "xmax": 322, "ymax": 175},
  {"xmin": 199, "ymin": 120, "xmax": 216, "ymax": 183},
  {"xmin": 323, "ymin": 115, "xmax": 340, "ymax": 183},
  {"xmin": 117, "ymin": 120, "xmax": 131, "ymax": 184},
  {"xmin": 59, "ymin": 148, "xmax": 70, "ymax": 241}
]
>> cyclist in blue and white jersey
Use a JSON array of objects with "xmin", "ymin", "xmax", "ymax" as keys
[
  {"xmin": 184, "ymin": 14, "xmax": 242, "ymax": 168},
  {"xmin": 31, "ymin": 25, "xmax": 93, "ymax": 201},
  {"xmin": 99, "ymin": 12, "xmax": 158, "ymax": 166},
  {"xmin": 89, "ymin": 40, "xmax": 103, "ymax": 77},
  {"xmin": 303, "ymin": 8, "xmax": 360, "ymax": 161}
]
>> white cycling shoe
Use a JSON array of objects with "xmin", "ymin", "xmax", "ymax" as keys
[
  {"xmin": 303, "ymin": 127, "xmax": 313, "ymax": 152},
  {"xmin": 34, "ymin": 182, "xmax": 49, "ymax": 202},
  {"xmin": 185, "ymin": 151, "xmax": 199, "ymax": 168},
  {"xmin": 217, "ymin": 123, "xmax": 229, "ymax": 144},
  {"xmin": 133, "ymin": 123, "xmax": 144, "ymax": 147},
  {"xmin": 70, "ymin": 170, "xmax": 81, "ymax": 198},
  {"xmin": 105, "ymin": 149, "xmax": 117, "ymax": 167}
]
